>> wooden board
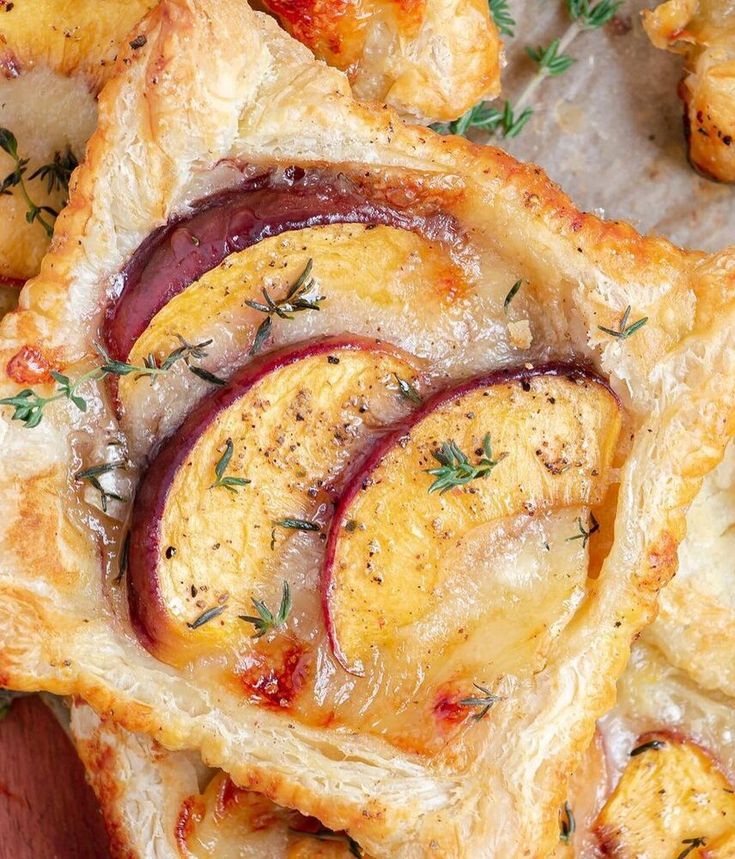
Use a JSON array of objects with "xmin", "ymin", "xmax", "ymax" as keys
[{"xmin": 0, "ymin": 696, "xmax": 111, "ymax": 858}]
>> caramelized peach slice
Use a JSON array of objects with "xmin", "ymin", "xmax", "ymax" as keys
[
  {"xmin": 128, "ymin": 335, "xmax": 421, "ymax": 665},
  {"xmin": 593, "ymin": 733, "xmax": 735, "ymax": 858},
  {"xmin": 114, "ymin": 222, "xmax": 471, "ymax": 458},
  {"xmin": 323, "ymin": 365, "xmax": 621, "ymax": 674}
]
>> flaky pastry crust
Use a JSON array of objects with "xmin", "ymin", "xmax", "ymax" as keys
[
  {"xmin": 2, "ymin": 1, "xmax": 735, "ymax": 855},
  {"xmin": 644, "ymin": 0, "xmax": 735, "ymax": 182},
  {"xmin": 259, "ymin": 0, "xmax": 502, "ymax": 122},
  {"xmin": 70, "ymin": 700, "xmax": 363, "ymax": 858}
]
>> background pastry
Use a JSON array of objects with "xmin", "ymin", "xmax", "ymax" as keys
[{"xmin": 644, "ymin": 0, "xmax": 735, "ymax": 183}]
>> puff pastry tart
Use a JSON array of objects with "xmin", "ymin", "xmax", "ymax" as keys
[
  {"xmin": 2, "ymin": 0, "xmax": 735, "ymax": 854},
  {"xmin": 644, "ymin": 0, "xmax": 735, "ymax": 183},
  {"xmin": 257, "ymin": 0, "xmax": 502, "ymax": 122}
]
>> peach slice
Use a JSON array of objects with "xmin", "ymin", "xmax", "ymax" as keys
[
  {"xmin": 113, "ymin": 220, "xmax": 471, "ymax": 459},
  {"xmin": 128, "ymin": 335, "xmax": 421, "ymax": 665},
  {"xmin": 323, "ymin": 365, "xmax": 621, "ymax": 674},
  {"xmin": 593, "ymin": 733, "xmax": 735, "ymax": 858}
]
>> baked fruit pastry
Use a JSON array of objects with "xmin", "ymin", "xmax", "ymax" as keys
[
  {"xmin": 2, "ymin": 0, "xmax": 735, "ymax": 854},
  {"xmin": 644, "ymin": 0, "xmax": 735, "ymax": 182},
  {"xmin": 258, "ymin": 0, "xmax": 502, "ymax": 122},
  {"xmin": 0, "ymin": 0, "xmax": 500, "ymax": 286}
]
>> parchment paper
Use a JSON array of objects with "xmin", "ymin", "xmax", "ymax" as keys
[{"xmin": 482, "ymin": 0, "xmax": 734, "ymax": 252}]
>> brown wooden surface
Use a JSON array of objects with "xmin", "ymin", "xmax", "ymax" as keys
[{"xmin": 0, "ymin": 696, "xmax": 112, "ymax": 859}]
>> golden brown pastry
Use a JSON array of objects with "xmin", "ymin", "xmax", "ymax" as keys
[
  {"xmin": 259, "ymin": 0, "xmax": 502, "ymax": 121},
  {"xmin": 1, "ymin": 1, "xmax": 735, "ymax": 855},
  {"xmin": 644, "ymin": 0, "xmax": 735, "ymax": 182},
  {"xmin": 70, "ymin": 701, "xmax": 367, "ymax": 858},
  {"xmin": 546, "ymin": 441, "xmax": 735, "ymax": 857}
]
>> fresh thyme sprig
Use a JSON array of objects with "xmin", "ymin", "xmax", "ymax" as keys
[
  {"xmin": 568, "ymin": 0, "xmax": 622, "ymax": 28},
  {"xmin": 566, "ymin": 513, "xmax": 599, "ymax": 549},
  {"xmin": 0, "ymin": 128, "xmax": 77, "ymax": 238},
  {"xmin": 526, "ymin": 39, "xmax": 576, "ymax": 77},
  {"xmin": 597, "ymin": 305, "xmax": 648, "ymax": 340},
  {"xmin": 559, "ymin": 801, "xmax": 575, "ymax": 843},
  {"xmin": 427, "ymin": 433, "xmax": 506, "ymax": 494},
  {"xmin": 437, "ymin": 0, "xmax": 624, "ymax": 139},
  {"xmin": 447, "ymin": 100, "xmax": 532, "ymax": 138},
  {"xmin": 210, "ymin": 438, "xmax": 251, "ymax": 493},
  {"xmin": 239, "ymin": 581, "xmax": 292, "ymax": 638},
  {"xmin": 0, "ymin": 337, "xmax": 221, "ymax": 429},
  {"xmin": 489, "ymin": 0, "xmax": 515, "ymax": 37},
  {"xmin": 676, "ymin": 838, "xmax": 706, "ymax": 859},
  {"xmin": 187, "ymin": 601, "xmax": 227, "ymax": 630},
  {"xmin": 97, "ymin": 336, "xmax": 214, "ymax": 378},
  {"xmin": 31, "ymin": 148, "xmax": 78, "ymax": 195},
  {"xmin": 245, "ymin": 260, "xmax": 324, "ymax": 356},
  {"xmin": 291, "ymin": 828, "xmax": 363, "ymax": 858},
  {"xmin": 75, "ymin": 461, "xmax": 127, "ymax": 513},
  {"xmin": 459, "ymin": 683, "xmax": 501, "ymax": 720}
]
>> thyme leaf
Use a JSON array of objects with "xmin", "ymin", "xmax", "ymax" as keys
[
  {"xmin": 630, "ymin": 738, "xmax": 666, "ymax": 757},
  {"xmin": 459, "ymin": 683, "xmax": 501, "ymax": 721},
  {"xmin": 504, "ymin": 279, "xmax": 523, "ymax": 312},
  {"xmin": 187, "ymin": 602, "xmax": 227, "ymax": 629},
  {"xmin": 489, "ymin": 0, "xmax": 515, "ymax": 37},
  {"xmin": 245, "ymin": 260, "xmax": 324, "ymax": 356},
  {"xmin": 597, "ymin": 305, "xmax": 648, "ymax": 340},
  {"xmin": 28, "ymin": 148, "xmax": 78, "ymax": 195},
  {"xmin": 676, "ymin": 837, "xmax": 706, "ymax": 859},
  {"xmin": 211, "ymin": 438, "xmax": 251, "ymax": 492},
  {"xmin": 270, "ymin": 518, "xmax": 320, "ymax": 550},
  {"xmin": 75, "ymin": 460, "xmax": 127, "ymax": 513},
  {"xmin": 188, "ymin": 365, "xmax": 226, "ymax": 386},
  {"xmin": 291, "ymin": 827, "xmax": 363, "ymax": 858},
  {"xmin": 273, "ymin": 518, "xmax": 320, "ymax": 532},
  {"xmin": 566, "ymin": 513, "xmax": 599, "ymax": 549},
  {"xmin": 114, "ymin": 532, "xmax": 130, "ymax": 584},
  {"xmin": 427, "ymin": 433, "xmax": 506, "ymax": 494},
  {"xmin": 526, "ymin": 39, "xmax": 576, "ymax": 76},
  {"xmin": 0, "ymin": 389, "xmax": 48, "ymax": 428},
  {"xmin": 239, "ymin": 581, "xmax": 292, "ymax": 638},
  {"xmin": 394, "ymin": 373, "xmax": 422, "ymax": 404},
  {"xmin": 568, "ymin": 0, "xmax": 623, "ymax": 29},
  {"xmin": 559, "ymin": 801, "xmax": 575, "ymax": 843}
]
